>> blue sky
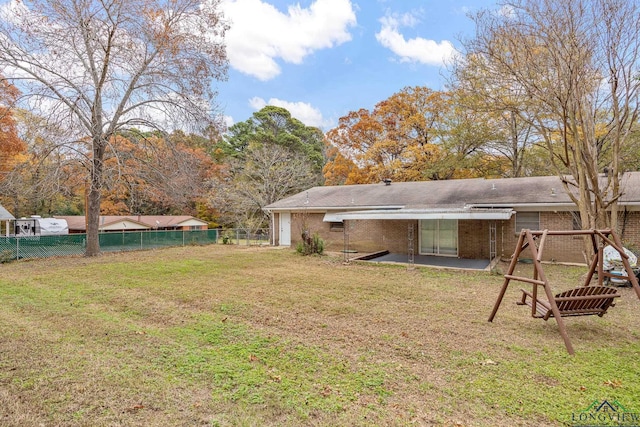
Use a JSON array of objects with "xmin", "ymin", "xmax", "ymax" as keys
[{"xmin": 217, "ymin": 0, "xmax": 500, "ymax": 131}]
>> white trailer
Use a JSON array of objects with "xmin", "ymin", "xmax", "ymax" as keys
[{"xmin": 14, "ymin": 216, "xmax": 69, "ymax": 236}]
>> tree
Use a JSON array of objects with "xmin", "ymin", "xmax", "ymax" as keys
[
  {"xmin": 0, "ymin": 106, "xmax": 83, "ymax": 218},
  {"xmin": 450, "ymin": 56, "xmax": 541, "ymax": 178},
  {"xmin": 210, "ymin": 142, "xmax": 318, "ymax": 232},
  {"xmin": 324, "ymin": 86, "xmax": 498, "ymax": 183},
  {"xmin": 99, "ymin": 130, "xmax": 218, "ymax": 216},
  {"xmin": 325, "ymin": 88, "xmax": 446, "ymax": 183},
  {"xmin": 0, "ymin": 78, "xmax": 25, "ymax": 179},
  {"xmin": 322, "ymin": 141, "xmax": 366, "ymax": 185},
  {"xmin": 0, "ymin": 0, "xmax": 228, "ymax": 255},
  {"xmin": 463, "ymin": 0, "xmax": 640, "ymax": 232},
  {"xmin": 219, "ymin": 106, "xmax": 325, "ymax": 175},
  {"xmin": 210, "ymin": 106, "xmax": 324, "ymax": 231}
]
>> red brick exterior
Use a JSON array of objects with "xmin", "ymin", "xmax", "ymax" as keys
[{"xmin": 280, "ymin": 210, "xmax": 640, "ymax": 263}]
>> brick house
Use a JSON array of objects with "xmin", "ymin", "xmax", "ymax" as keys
[
  {"xmin": 53, "ymin": 215, "xmax": 209, "ymax": 233},
  {"xmin": 264, "ymin": 173, "xmax": 640, "ymax": 264}
]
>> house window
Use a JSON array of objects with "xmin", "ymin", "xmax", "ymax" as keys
[
  {"xmin": 571, "ymin": 212, "xmax": 582, "ymax": 230},
  {"xmin": 515, "ymin": 212, "xmax": 540, "ymax": 233},
  {"xmin": 329, "ymin": 222, "xmax": 344, "ymax": 232}
]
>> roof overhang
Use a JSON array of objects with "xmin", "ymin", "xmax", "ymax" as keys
[
  {"xmin": 0, "ymin": 204, "xmax": 14, "ymax": 220},
  {"xmin": 324, "ymin": 208, "xmax": 514, "ymax": 222},
  {"xmin": 175, "ymin": 218, "xmax": 208, "ymax": 227}
]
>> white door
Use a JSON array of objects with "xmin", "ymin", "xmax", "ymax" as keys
[{"xmin": 279, "ymin": 212, "xmax": 291, "ymax": 246}]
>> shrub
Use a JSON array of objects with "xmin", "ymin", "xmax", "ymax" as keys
[
  {"xmin": 297, "ymin": 231, "xmax": 324, "ymax": 256},
  {"xmin": 221, "ymin": 231, "xmax": 233, "ymax": 245},
  {"xmin": 0, "ymin": 250, "xmax": 15, "ymax": 264}
]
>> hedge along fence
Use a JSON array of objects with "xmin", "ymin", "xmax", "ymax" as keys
[{"xmin": 0, "ymin": 229, "xmax": 271, "ymax": 262}]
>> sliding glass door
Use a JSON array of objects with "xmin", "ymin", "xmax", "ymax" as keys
[{"xmin": 420, "ymin": 219, "xmax": 458, "ymax": 256}]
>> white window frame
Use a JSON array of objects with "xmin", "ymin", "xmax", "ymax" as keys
[{"xmin": 419, "ymin": 219, "xmax": 459, "ymax": 257}]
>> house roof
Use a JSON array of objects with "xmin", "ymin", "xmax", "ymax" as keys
[
  {"xmin": 54, "ymin": 215, "xmax": 208, "ymax": 231},
  {"xmin": 0, "ymin": 203, "xmax": 15, "ymax": 220},
  {"xmin": 265, "ymin": 173, "xmax": 640, "ymax": 213}
]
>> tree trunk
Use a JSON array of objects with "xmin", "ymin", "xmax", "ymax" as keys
[{"xmin": 85, "ymin": 140, "xmax": 105, "ymax": 257}]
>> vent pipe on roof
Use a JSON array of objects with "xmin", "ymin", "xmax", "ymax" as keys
[{"xmin": 383, "ymin": 178, "xmax": 392, "ymax": 186}]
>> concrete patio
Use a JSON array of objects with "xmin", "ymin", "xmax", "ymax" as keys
[{"xmin": 350, "ymin": 251, "xmax": 493, "ymax": 271}]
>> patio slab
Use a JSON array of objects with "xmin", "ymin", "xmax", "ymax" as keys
[{"xmin": 354, "ymin": 252, "xmax": 491, "ymax": 271}]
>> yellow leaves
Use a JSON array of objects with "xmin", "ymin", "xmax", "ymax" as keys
[
  {"xmin": 0, "ymin": 79, "xmax": 26, "ymax": 177},
  {"xmin": 325, "ymin": 86, "xmax": 456, "ymax": 184},
  {"xmin": 603, "ymin": 379, "xmax": 622, "ymax": 389}
]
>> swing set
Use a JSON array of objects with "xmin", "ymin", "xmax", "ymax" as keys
[{"xmin": 488, "ymin": 228, "xmax": 640, "ymax": 355}]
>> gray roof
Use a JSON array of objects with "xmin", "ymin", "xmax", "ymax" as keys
[
  {"xmin": 265, "ymin": 173, "xmax": 640, "ymax": 211},
  {"xmin": 0, "ymin": 203, "xmax": 14, "ymax": 220}
]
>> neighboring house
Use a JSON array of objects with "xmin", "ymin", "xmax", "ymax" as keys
[
  {"xmin": 54, "ymin": 215, "xmax": 209, "ymax": 233},
  {"xmin": 264, "ymin": 173, "xmax": 640, "ymax": 264}
]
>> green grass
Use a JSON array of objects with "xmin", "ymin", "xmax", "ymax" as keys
[{"xmin": 0, "ymin": 246, "xmax": 639, "ymax": 426}]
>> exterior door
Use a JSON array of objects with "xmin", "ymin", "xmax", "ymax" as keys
[
  {"xmin": 420, "ymin": 219, "xmax": 458, "ymax": 256},
  {"xmin": 279, "ymin": 212, "xmax": 291, "ymax": 246}
]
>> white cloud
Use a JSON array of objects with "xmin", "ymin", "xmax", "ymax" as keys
[
  {"xmin": 375, "ymin": 13, "xmax": 457, "ymax": 66},
  {"xmin": 222, "ymin": 115, "xmax": 235, "ymax": 129},
  {"xmin": 496, "ymin": 4, "xmax": 516, "ymax": 18},
  {"xmin": 249, "ymin": 96, "xmax": 328, "ymax": 128},
  {"xmin": 221, "ymin": 0, "xmax": 357, "ymax": 81}
]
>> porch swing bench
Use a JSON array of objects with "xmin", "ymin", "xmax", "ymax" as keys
[
  {"xmin": 488, "ymin": 228, "xmax": 640, "ymax": 355},
  {"xmin": 517, "ymin": 285, "xmax": 620, "ymax": 320}
]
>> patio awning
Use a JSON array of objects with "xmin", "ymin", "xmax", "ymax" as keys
[
  {"xmin": 324, "ymin": 208, "xmax": 514, "ymax": 222},
  {"xmin": 0, "ymin": 204, "xmax": 14, "ymax": 221}
]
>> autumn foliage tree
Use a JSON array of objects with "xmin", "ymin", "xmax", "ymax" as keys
[
  {"xmin": 325, "ymin": 88, "xmax": 442, "ymax": 183},
  {"xmin": 324, "ymin": 86, "xmax": 498, "ymax": 184},
  {"xmin": 0, "ymin": 0, "xmax": 228, "ymax": 255},
  {"xmin": 0, "ymin": 78, "xmax": 25, "ymax": 181},
  {"xmin": 100, "ymin": 130, "xmax": 218, "ymax": 216}
]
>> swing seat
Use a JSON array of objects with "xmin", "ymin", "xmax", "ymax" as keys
[{"xmin": 517, "ymin": 285, "xmax": 620, "ymax": 321}]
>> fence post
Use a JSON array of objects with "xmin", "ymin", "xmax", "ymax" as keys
[{"xmin": 15, "ymin": 237, "xmax": 19, "ymax": 260}]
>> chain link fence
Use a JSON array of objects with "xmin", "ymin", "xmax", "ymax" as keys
[{"xmin": 0, "ymin": 228, "xmax": 271, "ymax": 262}]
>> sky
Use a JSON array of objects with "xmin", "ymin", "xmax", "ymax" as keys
[{"xmin": 217, "ymin": 0, "xmax": 500, "ymax": 131}]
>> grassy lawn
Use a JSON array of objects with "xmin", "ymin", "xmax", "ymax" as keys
[{"xmin": 0, "ymin": 245, "xmax": 639, "ymax": 426}]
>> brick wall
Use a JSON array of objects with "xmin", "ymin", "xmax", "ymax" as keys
[
  {"xmin": 345, "ymin": 219, "xmax": 416, "ymax": 253},
  {"xmin": 620, "ymin": 211, "xmax": 640, "ymax": 252},
  {"xmin": 290, "ymin": 214, "xmax": 495, "ymax": 258},
  {"xmin": 499, "ymin": 211, "xmax": 640, "ymax": 263},
  {"xmin": 290, "ymin": 213, "xmax": 417, "ymax": 253},
  {"xmin": 283, "ymin": 210, "xmax": 640, "ymax": 263},
  {"xmin": 458, "ymin": 220, "xmax": 491, "ymax": 259},
  {"xmin": 499, "ymin": 212, "xmax": 585, "ymax": 263},
  {"xmin": 290, "ymin": 212, "xmax": 340, "ymax": 250}
]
